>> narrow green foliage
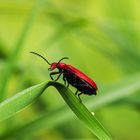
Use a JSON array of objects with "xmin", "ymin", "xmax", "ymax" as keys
[
  {"xmin": 0, "ymin": 81, "xmax": 112, "ymax": 140},
  {"xmin": 50, "ymin": 82, "xmax": 112, "ymax": 140},
  {"xmin": 87, "ymin": 72, "xmax": 140, "ymax": 109},
  {"xmin": 0, "ymin": 82, "xmax": 48, "ymax": 122},
  {"xmin": 1, "ymin": 73, "xmax": 140, "ymax": 139},
  {"xmin": 0, "ymin": 0, "xmax": 46, "ymax": 101}
]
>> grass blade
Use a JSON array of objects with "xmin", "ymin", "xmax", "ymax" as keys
[
  {"xmin": 1, "ymin": 72, "xmax": 140, "ymax": 139},
  {"xmin": 0, "ymin": 81, "xmax": 112, "ymax": 140},
  {"xmin": 50, "ymin": 82, "xmax": 112, "ymax": 140},
  {"xmin": 0, "ymin": 82, "xmax": 48, "ymax": 122},
  {"xmin": 0, "ymin": 0, "xmax": 46, "ymax": 101}
]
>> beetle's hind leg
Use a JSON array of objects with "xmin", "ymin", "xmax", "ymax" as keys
[
  {"xmin": 75, "ymin": 89, "xmax": 78, "ymax": 95},
  {"xmin": 78, "ymin": 92, "xmax": 83, "ymax": 102},
  {"xmin": 74, "ymin": 90, "xmax": 83, "ymax": 102}
]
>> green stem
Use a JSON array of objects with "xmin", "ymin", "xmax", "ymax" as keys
[{"xmin": 0, "ymin": 0, "xmax": 46, "ymax": 101}]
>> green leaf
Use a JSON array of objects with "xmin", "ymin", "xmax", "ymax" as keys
[
  {"xmin": 1, "ymin": 73, "xmax": 140, "ymax": 139},
  {"xmin": 0, "ymin": 81, "xmax": 112, "ymax": 140},
  {"xmin": 1, "ymin": 72, "xmax": 140, "ymax": 139},
  {"xmin": 50, "ymin": 82, "xmax": 112, "ymax": 140},
  {"xmin": 0, "ymin": 0, "xmax": 46, "ymax": 101},
  {"xmin": 0, "ymin": 82, "xmax": 48, "ymax": 122}
]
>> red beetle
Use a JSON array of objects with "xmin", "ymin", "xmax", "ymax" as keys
[{"xmin": 30, "ymin": 51, "xmax": 98, "ymax": 101}]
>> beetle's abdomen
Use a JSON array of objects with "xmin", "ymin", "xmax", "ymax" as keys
[{"xmin": 63, "ymin": 70, "xmax": 97, "ymax": 95}]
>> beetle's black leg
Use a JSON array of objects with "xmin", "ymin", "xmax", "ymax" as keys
[
  {"xmin": 75, "ymin": 89, "xmax": 78, "ymax": 95},
  {"xmin": 78, "ymin": 92, "xmax": 83, "ymax": 102},
  {"xmin": 63, "ymin": 74, "xmax": 67, "ymax": 86},
  {"xmin": 54, "ymin": 71, "xmax": 63, "ymax": 81},
  {"xmin": 50, "ymin": 71, "xmax": 60, "ymax": 81}
]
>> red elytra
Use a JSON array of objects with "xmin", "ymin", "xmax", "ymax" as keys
[
  {"xmin": 30, "ymin": 51, "xmax": 98, "ymax": 101},
  {"xmin": 51, "ymin": 62, "xmax": 97, "ymax": 89}
]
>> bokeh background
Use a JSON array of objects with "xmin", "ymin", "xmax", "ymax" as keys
[{"xmin": 0, "ymin": 0, "xmax": 140, "ymax": 140}]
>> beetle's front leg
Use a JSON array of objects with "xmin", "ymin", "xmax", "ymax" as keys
[
  {"xmin": 54, "ymin": 71, "xmax": 63, "ymax": 81},
  {"xmin": 50, "ymin": 71, "xmax": 60, "ymax": 81}
]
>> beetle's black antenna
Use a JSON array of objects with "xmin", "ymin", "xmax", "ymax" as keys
[
  {"xmin": 57, "ymin": 57, "xmax": 69, "ymax": 64},
  {"xmin": 55, "ymin": 57, "xmax": 69, "ymax": 67},
  {"xmin": 30, "ymin": 51, "xmax": 51, "ymax": 65}
]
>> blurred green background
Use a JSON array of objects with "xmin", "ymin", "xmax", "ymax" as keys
[{"xmin": 0, "ymin": 0, "xmax": 140, "ymax": 139}]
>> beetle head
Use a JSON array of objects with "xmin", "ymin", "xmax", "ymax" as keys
[
  {"xmin": 48, "ymin": 62, "xmax": 57, "ymax": 71},
  {"xmin": 48, "ymin": 57, "xmax": 69, "ymax": 71}
]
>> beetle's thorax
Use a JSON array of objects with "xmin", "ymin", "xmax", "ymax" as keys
[{"xmin": 50, "ymin": 62, "xmax": 66, "ymax": 70}]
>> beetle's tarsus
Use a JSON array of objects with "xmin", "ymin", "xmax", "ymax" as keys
[
  {"xmin": 75, "ymin": 90, "xmax": 78, "ymax": 95},
  {"xmin": 78, "ymin": 92, "xmax": 83, "ymax": 102}
]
